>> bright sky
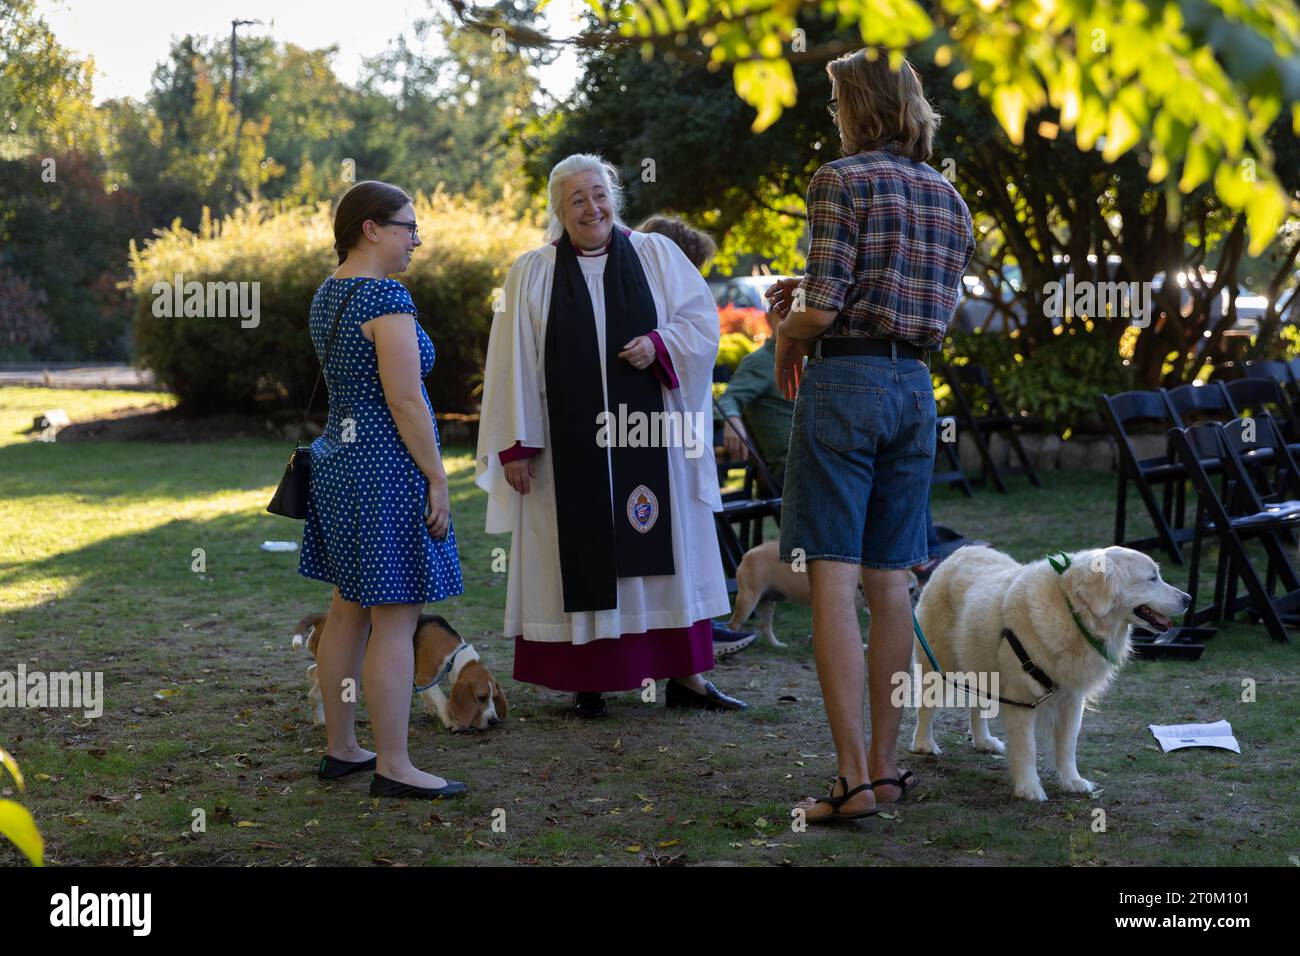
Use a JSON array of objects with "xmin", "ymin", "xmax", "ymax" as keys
[{"xmin": 38, "ymin": 0, "xmax": 583, "ymax": 104}]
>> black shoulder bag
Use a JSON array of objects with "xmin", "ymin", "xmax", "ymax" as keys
[{"xmin": 267, "ymin": 280, "xmax": 366, "ymax": 518}]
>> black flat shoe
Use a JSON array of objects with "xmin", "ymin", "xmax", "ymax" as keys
[
  {"xmin": 665, "ymin": 679, "xmax": 749, "ymax": 711},
  {"xmin": 369, "ymin": 772, "xmax": 467, "ymax": 800},
  {"xmin": 573, "ymin": 692, "xmax": 608, "ymax": 719},
  {"xmin": 317, "ymin": 754, "xmax": 377, "ymax": 780}
]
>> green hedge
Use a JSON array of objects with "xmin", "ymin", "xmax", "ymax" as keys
[
  {"xmin": 129, "ymin": 191, "xmax": 541, "ymax": 415},
  {"xmin": 939, "ymin": 318, "xmax": 1135, "ymax": 434}
]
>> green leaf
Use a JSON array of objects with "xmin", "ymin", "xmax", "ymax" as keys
[
  {"xmin": 1213, "ymin": 161, "xmax": 1253, "ymax": 208},
  {"xmin": 734, "ymin": 59, "xmax": 796, "ymax": 133},
  {"xmin": 0, "ymin": 800, "xmax": 44, "ymax": 867},
  {"xmin": 1178, "ymin": 130, "xmax": 1215, "ymax": 193},
  {"xmin": 1103, "ymin": 100, "xmax": 1142, "ymax": 161},
  {"xmin": 0, "ymin": 746, "xmax": 23, "ymax": 793},
  {"xmin": 1245, "ymin": 184, "xmax": 1288, "ymax": 256},
  {"xmin": 992, "ymin": 85, "xmax": 1027, "ymax": 145}
]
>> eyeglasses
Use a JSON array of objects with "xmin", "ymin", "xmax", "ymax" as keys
[
  {"xmin": 826, "ymin": 98, "xmax": 838, "ymax": 117},
  {"xmin": 379, "ymin": 218, "xmax": 420, "ymax": 239}
]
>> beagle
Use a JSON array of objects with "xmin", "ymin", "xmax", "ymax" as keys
[{"xmin": 291, "ymin": 611, "xmax": 508, "ymax": 733}]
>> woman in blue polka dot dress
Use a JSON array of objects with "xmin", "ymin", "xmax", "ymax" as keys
[{"xmin": 298, "ymin": 180, "xmax": 466, "ymax": 800}]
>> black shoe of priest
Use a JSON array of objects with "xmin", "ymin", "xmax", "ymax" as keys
[
  {"xmin": 574, "ymin": 692, "xmax": 609, "ymax": 718},
  {"xmin": 665, "ymin": 679, "xmax": 749, "ymax": 711}
]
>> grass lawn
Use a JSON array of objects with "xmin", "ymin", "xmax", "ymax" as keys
[{"xmin": 1, "ymin": 385, "xmax": 1296, "ymax": 867}]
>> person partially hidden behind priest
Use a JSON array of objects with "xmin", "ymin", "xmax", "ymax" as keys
[{"xmin": 474, "ymin": 153, "xmax": 748, "ymax": 719}]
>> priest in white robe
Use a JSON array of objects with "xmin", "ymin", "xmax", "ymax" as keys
[{"xmin": 474, "ymin": 153, "xmax": 748, "ymax": 718}]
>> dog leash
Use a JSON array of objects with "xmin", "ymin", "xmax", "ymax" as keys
[{"xmin": 413, "ymin": 640, "xmax": 469, "ymax": 694}]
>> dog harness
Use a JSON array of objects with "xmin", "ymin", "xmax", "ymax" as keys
[
  {"xmin": 910, "ymin": 552, "xmax": 1116, "ymax": 709},
  {"xmin": 413, "ymin": 640, "xmax": 470, "ymax": 694}
]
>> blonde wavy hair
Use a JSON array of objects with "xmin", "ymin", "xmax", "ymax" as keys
[{"xmin": 827, "ymin": 49, "xmax": 941, "ymax": 163}]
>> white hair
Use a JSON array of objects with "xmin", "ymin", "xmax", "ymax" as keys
[{"xmin": 544, "ymin": 153, "xmax": 627, "ymax": 243}]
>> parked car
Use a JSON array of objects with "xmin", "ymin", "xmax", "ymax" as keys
[{"xmin": 713, "ymin": 275, "xmax": 792, "ymax": 311}]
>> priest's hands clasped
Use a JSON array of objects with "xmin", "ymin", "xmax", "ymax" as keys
[
  {"xmin": 618, "ymin": 334, "xmax": 656, "ymax": 370},
  {"xmin": 424, "ymin": 473, "xmax": 451, "ymax": 538}
]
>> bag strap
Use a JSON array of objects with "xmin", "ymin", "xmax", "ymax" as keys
[{"xmin": 292, "ymin": 279, "xmax": 369, "ymax": 448}]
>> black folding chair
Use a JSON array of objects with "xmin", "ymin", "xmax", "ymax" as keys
[
  {"xmin": 1171, "ymin": 419, "xmax": 1300, "ymax": 642},
  {"xmin": 1224, "ymin": 377, "xmax": 1300, "ymax": 456},
  {"xmin": 1161, "ymin": 381, "xmax": 1236, "ymax": 427},
  {"xmin": 932, "ymin": 415, "xmax": 974, "ymax": 497},
  {"xmin": 1160, "ymin": 382, "xmax": 1237, "ymax": 536},
  {"xmin": 1097, "ymin": 390, "xmax": 1187, "ymax": 563},
  {"xmin": 1243, "ymin": 359, "xmax": 1300, "ymax": 406},
  {"xmin": 939, "ymin": 362, "xmax": 1041, "ymax": 493}
]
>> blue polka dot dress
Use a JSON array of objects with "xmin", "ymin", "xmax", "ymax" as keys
[{"xmin": 297, "ymin": 276, "xmax": 464, "ymax": 608}]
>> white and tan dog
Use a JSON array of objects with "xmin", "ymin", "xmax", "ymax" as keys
[
  {"xmin": 292, "ymin": 612, "xmax": 507, "ymax": 733},
  {"xmin": 911, "ymin": 545, "xmax": 1188, "ymax": 801},
  {"xmin": 728, "ymin": 540, "xmax": 917, "ymax": 646}
]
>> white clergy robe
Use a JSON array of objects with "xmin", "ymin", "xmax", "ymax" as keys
[{"xmin": 474, "ymin": 229, "xmax": 731, "ymax": 644}]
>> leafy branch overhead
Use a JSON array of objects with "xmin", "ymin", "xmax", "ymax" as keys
[{"xmin": 451, "ymin": 0, "xmax": 1300, "ymax": 255}]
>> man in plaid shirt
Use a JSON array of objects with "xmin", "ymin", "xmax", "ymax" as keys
[{"xmin": 767, "ymin": 48, "xmax": 975, "ymax": 825}]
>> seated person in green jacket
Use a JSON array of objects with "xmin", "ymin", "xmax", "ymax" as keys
[{"xmin": 716, "ymin": 307, "xmax": 795, "ymax": 491}]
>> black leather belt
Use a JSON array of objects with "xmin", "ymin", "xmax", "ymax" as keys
[{"xmin": 816, "ymin": 337, "xmax": 930, "ymax": 361}]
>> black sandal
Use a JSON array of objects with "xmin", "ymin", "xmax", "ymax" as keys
[
  {"xmin": 870, "ymin": 769, "xmax": 918, "ymax": 803},
  {"xmin": 807, "ymin": 776, "xmax": 882, "ymax": 823}
]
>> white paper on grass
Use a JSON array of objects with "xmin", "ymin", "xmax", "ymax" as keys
[
  {"xmin": 261, "ymin": 541, "xmax": 298, "ymax": 552},
  {"xmin": 1148, "ymin": 720, "xmax": 1241, "ymax": 753}
]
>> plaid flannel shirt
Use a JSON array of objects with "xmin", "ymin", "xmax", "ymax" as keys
[{"xmin": 800, "ymin": 142, "xmax": 975, "ymax": 349}]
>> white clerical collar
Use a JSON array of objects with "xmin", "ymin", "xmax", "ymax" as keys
[{"xmin": 553, "ymin": 226, "xmax": 631, "ymax": 257}]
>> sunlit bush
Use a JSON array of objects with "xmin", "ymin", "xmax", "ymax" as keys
[{"xmin": 130, "ymin": 189, "xmax": 542, "ymax": 415}]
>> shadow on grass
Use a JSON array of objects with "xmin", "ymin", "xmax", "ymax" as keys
[{"xmin": 1, "ymin": 455, "xmax": 1297, "ymax": 866}]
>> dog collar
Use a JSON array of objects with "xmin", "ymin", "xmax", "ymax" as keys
[
  {"xmin": 413, "ymin": 640, "xmax": 469, "ymax": 694},
  {"xmin": 1046, "ymin": 552, "xmax": 1119, "ymax": 665}
]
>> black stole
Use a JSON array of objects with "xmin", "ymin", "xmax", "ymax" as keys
[{"xmin": 543, "ymin": 227, "xmax": 675, "ymax": 612}]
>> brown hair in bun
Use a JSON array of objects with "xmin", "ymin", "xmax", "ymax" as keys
[{"xmin": 333, "ymin": 181, "xmax": 414, "ymax": 265}]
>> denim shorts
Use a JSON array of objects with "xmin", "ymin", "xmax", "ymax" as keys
[{"xmin": 779, "ymin": 352, "xmax": 936, "ymax": 569}]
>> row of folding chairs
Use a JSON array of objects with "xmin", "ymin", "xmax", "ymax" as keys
[
  {"xmin": 1168, "ymin": 413, "xmax": 1300, "ymax": 643},
  {"xmin": 1099, "ymin": 373, "xmax": 1300, "ymax": 564}
]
